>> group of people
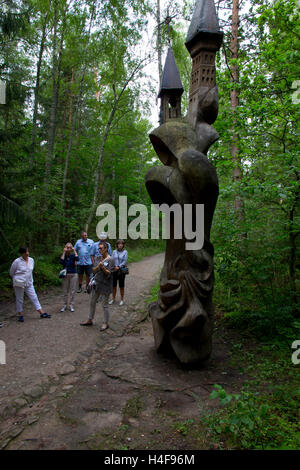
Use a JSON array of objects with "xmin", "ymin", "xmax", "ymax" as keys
[{"xmin": 9, "ymin": 231, "xmax": 128, "ymax": 332}]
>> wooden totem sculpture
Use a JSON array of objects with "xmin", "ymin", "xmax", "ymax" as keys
[{"xmin": 145, "ymin": 0, "xmax": 223, "ymax": 364}]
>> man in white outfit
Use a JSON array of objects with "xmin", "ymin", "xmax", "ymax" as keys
[{"xmin": 9, "ymin": 247, "xmax": 51, "ymax": 322}]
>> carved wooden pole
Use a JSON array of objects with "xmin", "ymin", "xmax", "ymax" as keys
[{"xmin": 145, "ymin": 0, "xmax": 223, "ymax": 364}]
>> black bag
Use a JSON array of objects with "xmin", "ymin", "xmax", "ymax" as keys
[
  {"xmin": 117, "ymin": 252, "xmax": 129, "ymax": 275},
  {"xmin": 119, "ymin": 266, "xmax": 129, "ymax": 275}
]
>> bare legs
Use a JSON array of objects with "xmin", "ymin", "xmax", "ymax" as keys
[
  {"xmin": 112, "ymin": 286, "xmax": 117, "ymax": 301},
  {"xmin": 78, "ymin": 273, "xmax": 90, "ymax": 291},
  {"xmin": 120, "ymin": 287, "xmax": 124, "ymax": 301}
]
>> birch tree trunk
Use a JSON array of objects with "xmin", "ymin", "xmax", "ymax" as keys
[
  {"xmin": 29, "ymin": 14, "xmax": 48, "ymax": 170},
  {"xmin": 156, "ymin": 0, "xmax": 162, "ymax": 83},
  {"xmin": 230, "ymin": 0, "xmax": 244, "ymax": 222}
]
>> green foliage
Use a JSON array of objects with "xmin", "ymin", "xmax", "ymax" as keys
[
  {"xmin": 127, "ymin": 239, "xmax": 165, "ymax": 264},
  {"xmin": 122, "ymin": 394, "xmax": 144, "ymax": 418},
  {"xmin": 0, "ymin": 0, "xmax": 154, "ymax": 257},
  {"xmin": 211, "ymin": 0, "xmax": 300, "ymax": 336},
  {"xmin": 208, "ymin": 385, "xmax": 270, "ymax": 448},
  {"xmin": 33, "ymin": 254, "xmax": 62, "ymax": 289},
  {"xmin": 207, "ymin": 383, "xmax": 300, "ymax": 450},
  {"xmin": 173, "ymin": 419, "xmax": 194, "ymax": 436},
  {"xmin": 205, "ymin": 338, "xmax": 300, "ymax": 450}
]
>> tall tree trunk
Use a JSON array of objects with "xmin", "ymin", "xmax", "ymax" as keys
[
  {"xmin": 230, "ymin": 0, "xmax": 244, "ymax": 223},
  {"xmin": 29, "ymin": 13, "xmax": 48, "ymax": 170},
  {"xmin": 55, "ymin": 8, "xmax": 66, "ymax": 117},
  {"xmin": 68, "ymin": 68, "xmax": 74, "ymax": 129},
  {"xmin": 45, "ymin": 0, "xmax": 58, "ymax": 185},
  {"xmin": 112, "ymin": 163, "xmax": 116, "ymax": 206},
  {"xmin": 45, "ymin": 0, "xmax": 67, "ymax": 184},
  {"xmin": 156, "ymin": 0, "xmax": 162, "ymax": 83}
]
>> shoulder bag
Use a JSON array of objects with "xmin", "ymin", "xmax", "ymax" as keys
[{"xmin": 118, "ymin": 253, "xmax": 129, "ymax": 275}]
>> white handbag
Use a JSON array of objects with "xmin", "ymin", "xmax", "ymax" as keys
[
  {"xmin": 59, "ymin": 268, "xmax": 67, "ymax": 279},
  {"xmin": 13, "ymin": 278, "xmax": 26, "ymax": 288}
]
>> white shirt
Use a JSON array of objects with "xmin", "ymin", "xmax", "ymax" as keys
[{"xmin": 10, "ymin": 256, "xmax": 35, "ymax": 287}]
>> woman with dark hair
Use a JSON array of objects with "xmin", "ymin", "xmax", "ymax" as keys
[
  {"xmin": 110, "ymin": 239, "xmax": 128, "ymax": 306},
  {"xmin": 80, "ymin": 241, "xmax": 114, "ymax": 331},
  {"xmin": 9, "ymin": 247, "xmax": 51, "ymax": 322}
]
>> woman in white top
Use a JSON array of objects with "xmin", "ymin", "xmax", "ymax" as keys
[
  {"xmin": 9, "ymin": 247, "xmax": 51, "ymax": 322},
  {"xmin": 109, "ymin": 239, "xmax": 128, "ymax": 306}
]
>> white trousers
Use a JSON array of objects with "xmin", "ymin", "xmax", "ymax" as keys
[{"xmin": 14, "ymin": 285, "xmax": 41, "ymax": 313}]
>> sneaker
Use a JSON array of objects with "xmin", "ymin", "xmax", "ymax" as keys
[
  {"xmin": 70, "ymin": 306, "xmax": 75, "ymax": 312},
  {"xmin": 18, "ymin": 315, "xmax": 24, "ymax": 322},
  {"xmin": 119, "ymin": 300, "xmax": 124, "ymax": 306},
  {"xmin": 60, "ymin": 305, "xmax": 67, "ymax": 312},
  {"xmin": 108, "ymin": 299, "xmax": 115, "ymax": 305},
  {"xmin": 77, "ymin": 286, "xmax": 82, "ymax": 293}
]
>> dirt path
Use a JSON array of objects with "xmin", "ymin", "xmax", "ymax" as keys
[{"xmin": 0, "ymin": 252, "xmax": 245, "ymax": 450}]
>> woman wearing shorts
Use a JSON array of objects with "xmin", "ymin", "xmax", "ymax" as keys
[{"xmin": 110, "ymin": 239, "xmax": 128, "ymax": 306}]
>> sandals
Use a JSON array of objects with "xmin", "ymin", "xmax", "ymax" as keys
[
  {"xmin": 100, "ymin": 323, "xmax": 109, "ymax": 331},
  {"xmin": 40, "ymin": 313, "xmax": 51, "ymax": 319},
  {"xmin": 80, "ymin": 320, "xmax": 93, "ymax": 326}
]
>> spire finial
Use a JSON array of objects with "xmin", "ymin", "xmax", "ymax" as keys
[
  {"xmin": 158, "ymin": 48, "xmax": 184, "ymax": 125},
  {"xmin": 185, "ymin": 0, "xmax": 223, "ymax": 53},
  {"xmin": 185, "ymin": 0, "xmax": 224, "ymax": 126}
]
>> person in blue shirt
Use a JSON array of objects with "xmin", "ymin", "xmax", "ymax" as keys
[
  {"xmin": 60, "ymin": 243, "xmax": 79, "ymax": 312},
  {"xmin": 74, "ymin": 231, "xmax": 94, "ymax": 293},
  {"xmin": 91, "ymin": 232, "xmax": 112, "ymax": 265}
]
